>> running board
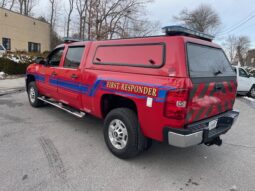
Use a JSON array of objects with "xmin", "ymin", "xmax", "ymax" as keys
[{"xmin": 38, "ymin": 97, "xmax": 86, "ymax": 118}]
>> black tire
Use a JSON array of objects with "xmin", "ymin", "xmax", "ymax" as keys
[
  {"xmin": 103, "ymin": 108, "xmax": 149, "ymax": 159},
  {"xmin": 28, "ymin": 82, "xmax": 44, "ymax": 107},
  {"xmin": 248, "ymin": 85, "xmax": 255, "ymax": 98}
]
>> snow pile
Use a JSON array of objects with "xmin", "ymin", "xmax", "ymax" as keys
[
  {"xmin": 0, "ymin": 71, "xmax": 6, "ymax": 79},
  {"xmin": 3, "ymin": 54, "xmax": 35, "ymax": 64},
  {"xmin": 243, "ymin": 96, "xmax": 255, "ymax": 102}
]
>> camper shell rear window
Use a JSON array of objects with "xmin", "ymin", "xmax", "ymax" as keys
[
  {"xmin": 93, "ymin": 43, "xmax": 165, "ymax": 68},
  {"xmin": 187, "ymin": 43, "xmax": 235, "ymax": 77}
]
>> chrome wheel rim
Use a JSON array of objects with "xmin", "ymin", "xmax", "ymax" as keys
[
  {"xmin": 29, "ymin": 87, "xmax": 36, "ymax": 103},
  {"xmin": 251, "ymin": 88, "xmax": 255, "ymax": 98},
  {"xmin": 108, "ymin": 119, "xmax": 128, "ymax": 150}
]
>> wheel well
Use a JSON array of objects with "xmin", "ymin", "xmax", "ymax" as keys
[
  {"xmin": 26, "ymin": 74, "xmax": 35, "ymax": 91},
  {"xmin": 101, "ymin": 94, "xmax": 137, "ymax": 118}
]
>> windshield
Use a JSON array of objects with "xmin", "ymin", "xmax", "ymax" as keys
[{"xmin": 187, "ymin": 43, "xmax": 235, "ymax": 77}]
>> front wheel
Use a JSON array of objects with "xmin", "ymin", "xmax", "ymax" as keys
[
  {"xmin": 28, "ymin": 82, "xmax": 44, "ymax": 107},
  {"xmin": 249, "ymin": 85, "xmax": 255, "ymax": 98},
  {"xmin": 103, "ymin": 108, "xmax": 149, "ymax": 159}
]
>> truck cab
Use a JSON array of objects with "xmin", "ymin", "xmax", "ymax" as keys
[{"xmin": 26, "ymin": 26, "xmax": 239, "ymax": 159}]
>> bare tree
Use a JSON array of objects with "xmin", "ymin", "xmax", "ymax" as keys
[
  {"xmin": 80, "ymin": 0, "xmax": 155, "ymax": 40},
  {"xmin": 9, "ymin": 0, "xmax": 15, "ymax": 10},
  {"xmin": 222, "ymin": 35, "xmax": 238, "ymax": 63},
  {"xmin": 17, "ymin": 0, "xmax": 36, "ymax": 16},
  {"xmin": 76, "ymin": 0, "xmax": 88, "ymax": 39},
  {"xmin": 49, "ymin": 0, "xmax": 58, "ymax": 29},
  {"xmin": 223, "ymin": 35, "xmax": 251, "ymax": 66},
  {"xmin": 236, "ymin": 36, "xmax": 250, "ymax": 66},
  {"xmin": 47, "ymin": 0, "xmax": 63, "ymax": 49},
  {"xmin": 0, "ymin": 0, "xmax": 7, "ymax": 7},
  {"xmin": 173, "ymin": 4, "xmax": 221, "ymax": 34},
  {"xmin": 1, "ymin": 0, "xmax": 17, "ymax": 11},
  {"xmin": 66, "ymin": 0, "xmax": 74, "ymax": 38}
]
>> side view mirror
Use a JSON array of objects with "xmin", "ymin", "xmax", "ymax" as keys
[{"xmin": 34, "ymin": 57, "xmax": 46, "ymax": 65}]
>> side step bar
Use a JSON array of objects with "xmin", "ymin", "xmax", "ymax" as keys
[{"xmin": 38, "ymin": 97, "xmax": 86, "ymax": 118}]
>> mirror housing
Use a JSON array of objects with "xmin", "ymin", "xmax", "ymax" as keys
[{"xmin": 34, "ymin": 57, "xmax": 46, "ymax": 65}]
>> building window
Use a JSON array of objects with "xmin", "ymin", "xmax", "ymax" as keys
[
  {"xmin": 2, "ymin": 38, "xmax": 11, "ymax": 50},
  {"xmin": 28, "ymin": 42, "xmax": 41, "ymax": 53},
  {"xmin": 251, "ymin": 58, "xmax": 255, "ymax": 64}
]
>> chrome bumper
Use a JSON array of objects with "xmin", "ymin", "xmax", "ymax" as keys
[
  {"xmin": 168, "ymin": 131, "xmax": 203, "ymax": 148},
  {"xmin": 167, "ymin": 110, "xmax": 239, "ymax": 148}
]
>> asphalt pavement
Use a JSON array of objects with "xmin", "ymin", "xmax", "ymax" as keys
[
  {"xmin": 0, "ymin": 77, "xmax": 25, "ymax": 95},
  {"xmin": 0, "ymin": 92, "xmax": 254, "ymax": 191}
]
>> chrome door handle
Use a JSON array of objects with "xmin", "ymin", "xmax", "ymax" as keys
[
  {"xmin": 51, "ymin": 71, "xmax": 57, "ymax": 77},
  {"xmin": 71, "ymin": 74, "xmax": 78, "ymax": 79}
]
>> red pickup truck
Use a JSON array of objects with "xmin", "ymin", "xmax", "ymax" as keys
[{"xmin": 26, "ymin": 26, "xmax": 239, "ymax": 159}]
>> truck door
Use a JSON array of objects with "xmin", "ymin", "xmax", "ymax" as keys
[
  {"xmin": 237, "ymin": 68, "xmax": 251, "ymax": 92},
  {"xmin": 37, "ymin": 47, "xmax": 64, "ymax": 100},
  {"xmin": 55, "ymin": 46, "xmax": 85, "ymax": 109}
]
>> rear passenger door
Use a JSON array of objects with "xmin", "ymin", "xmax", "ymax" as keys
[{"xmin": 55, "ymin": 46, "xmax": 85, "ymax": 109}]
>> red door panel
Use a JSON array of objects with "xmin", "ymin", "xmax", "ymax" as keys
[{"xmin": 55, "ymin": 68, "xmax": 83, "ymax": 109}]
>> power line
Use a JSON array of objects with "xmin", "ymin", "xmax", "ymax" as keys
[
  {"xmin": 217, "ymin": 11, "xmax": 255, "ymax": 36},
  {"xmin": 219, "ymin": 11, "xmax": 255, "ymax": 34}
]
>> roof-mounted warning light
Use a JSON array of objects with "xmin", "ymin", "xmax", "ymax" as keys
[
  {"xmin": 162, "ymin": 25, "xmax": 215, "ymax": 42},
  {"xmin": 63, "ymin": 37, "xmax": 82, "ymax": 43}
]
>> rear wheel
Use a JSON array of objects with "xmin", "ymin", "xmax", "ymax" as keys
[
  {"xmin": 103, "ymin": 108, "xmax": 149, "ymax": 159},
  {"xmin": 28, "ymin": 82, "xmax": 44, "ymax": 107},
  {"xmin": 249, "ymin": 85, "xmax": 255, "ymax": 98}
]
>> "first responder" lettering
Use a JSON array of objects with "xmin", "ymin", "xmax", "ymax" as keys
[{"xmin": 106, "ymin": 81, "xmax": 157, "ymax": 97}]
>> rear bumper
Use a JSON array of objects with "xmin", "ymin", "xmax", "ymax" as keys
[{"xmin": 164, "ymin": 110, "xmax": 239, "ymax": 148}]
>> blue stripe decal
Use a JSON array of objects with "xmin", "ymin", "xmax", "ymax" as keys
[
  {"xmin": 27, "ymin": 73, "xmax": 46, "ymax": 82},
  {"xmin": 35, "ymin": 74, "xmax": 45, "ymax": 82},
  {"xmin": 28, "ymin": 73, "xmax": 176, "ymax": 102},
  {"xmin": 89, "ymin": 79, "xmax": 103, "ymax": 96},
  {"xmin": 49, "ymin": 78, "xmax": 89, "ymax": 94}
]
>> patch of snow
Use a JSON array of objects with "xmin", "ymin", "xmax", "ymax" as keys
[
  {"xmin": 0, "ymin": 71, "xmax": 6, "ymax": 79},
  {"xmin": 4, "ymin": 53, "xmax": 34, "ymax": 64},
  {"xmin": 230, "ymin": 185, "xmax": 238, "ymax": 191},
  {"xmin": 243, "ymin": 96, "xmax": 255, "ymax": 102}
]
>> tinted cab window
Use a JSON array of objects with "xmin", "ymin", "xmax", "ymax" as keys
[
  {"xmin": 64, "ymin": 46, "xmax": 85, "ymax": 69},
  {"xmin": 47, "ymin": 48, "xmax": 64, "ymax": 67}
]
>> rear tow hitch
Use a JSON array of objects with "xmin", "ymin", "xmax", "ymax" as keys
[{"xmin": 205, "ymin": 137, "xmax": 222, "ymax": 146}]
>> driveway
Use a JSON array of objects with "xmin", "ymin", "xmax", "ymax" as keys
[
  {"xmin": 0, "ymin": 77, "xmax": 25, "ymax": 95},
  {"xmin": 0, "ymin": 92, "xmax": 254, "ymax": 191}
]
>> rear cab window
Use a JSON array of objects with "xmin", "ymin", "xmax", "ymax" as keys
[
  {"xmin": 187, "ymin": 43, "xmax": 235, "ymax": 78},
  {"xmin": 93, "ymin": 43, "xmax": 165, "ymax": 68}
]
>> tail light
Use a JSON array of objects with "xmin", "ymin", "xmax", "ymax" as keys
[{"xmin": 164, "ymin": 89, "xmax": 189, "ymax": 120}]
